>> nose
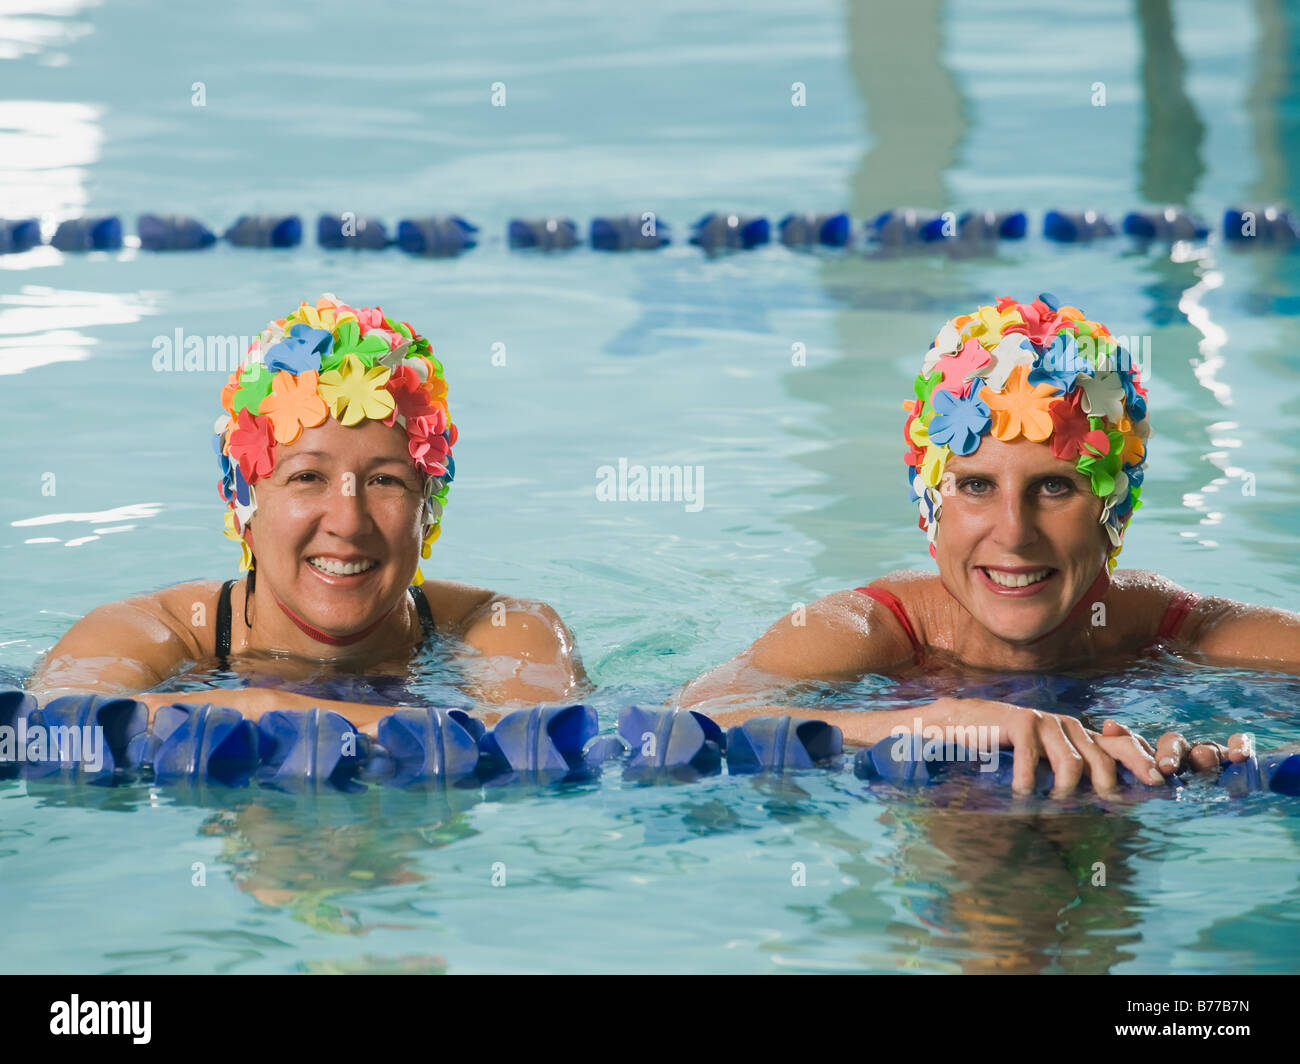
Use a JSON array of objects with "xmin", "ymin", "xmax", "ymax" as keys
[
  {"xmin": 318, "ymin": 476, "xmax": 377, "ymax": 540},
  {"xmin": 990, "ymin": 488, "xmax": 1041, "ymax": 553}
]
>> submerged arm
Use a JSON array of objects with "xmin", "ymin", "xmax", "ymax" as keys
[{"xmin": 455, "ymin": 595, "xmax": 590, "ymax": 707}]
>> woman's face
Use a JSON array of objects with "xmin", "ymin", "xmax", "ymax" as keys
[
  {"xmin": 246, "ymin": 416, "xmax": 426, "ymax": 635},
  {"xmin": 934, "ymin": 435, "xmax": 1109, "ymax": 644}
]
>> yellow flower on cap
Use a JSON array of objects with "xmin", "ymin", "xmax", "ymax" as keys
[{"xmin": 317, "ymin": 353, "xmax": 396, "ymax": 426}]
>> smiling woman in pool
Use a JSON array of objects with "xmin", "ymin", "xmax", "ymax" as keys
[
  {"xmin": 679, "ymin": 295, "xmax": 1300, "ymax": 792},
  {"xmin": 28, "ymin": 294, "xmax": 586, "ymax": 730}
]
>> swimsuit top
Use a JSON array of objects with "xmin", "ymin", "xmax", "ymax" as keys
[
  {"xmin": 214, "ymin": 578, "xmax": 436, "ymax": 668},
  {"xmin": 854, "ymin": 584, "xmax": 1201, "ymax": 668}
]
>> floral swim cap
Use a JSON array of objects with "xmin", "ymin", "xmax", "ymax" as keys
[
  {"xmin": 904, "ymin": 294, "xmax": 1149, "ymax": 572},
  {"xmin": 214, "ymin": 294, "xmax": 457, "ymax": 585}
]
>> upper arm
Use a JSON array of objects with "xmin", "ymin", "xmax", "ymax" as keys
[
  {"xmin": 678, "ymin": 590, "xmax": 915, "ymax": 709},
  {"xmin": 27, "ymin": 590, "xmax": 206, "ymax": 701},
  {"xmin": 1182, "ymin": 597, "xmax": 1300, "ymax": 673},
  {"xmin": 457, "ymin": 595, "xmax": 588, "ymax": 705}
]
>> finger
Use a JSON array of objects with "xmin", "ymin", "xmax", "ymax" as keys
[
  {"xmin": 1094, "ymin": 726, "xmax": 1162, "ymax": 785},
  {"xmin": 1227, "ymin": 732, "xmax": 1255, "ymax": 763},
  {"xmin": 1188, "ymin": 742, "xmax": 1229, "ymax": 773},
  {"xmin": 1066, "ymin": 721, "xmax": 1120, "ymax": 796},
  {"xmin": 1009, "ymin": 719, "xmax": 1044, "ymax": 795},
  {"xmin": 1102, "ymin": 719, "xmax": 1155, "ymax": 758},
  {"xmin": 1041, "ymin": 718, "xmax": 1086, "ymax": 795},
  {"xmin": 1156, "ymin": 731, "xmax": 1192, "ymax": 777}
]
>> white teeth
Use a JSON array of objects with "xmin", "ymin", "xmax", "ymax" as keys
[
  {"xmin": 984, "ymin": 568, "xmax": 1051, "ymax": 588},
  {"xmin": 308, "ymin": 557, "xmax": 377, "ymax": 576}
]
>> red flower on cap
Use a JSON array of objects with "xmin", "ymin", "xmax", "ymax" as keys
[{"xmin": 227, "ymin": 408, "xmax": 277, "ymax": 483}]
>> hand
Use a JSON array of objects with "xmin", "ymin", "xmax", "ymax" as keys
[
  {"xmin": 938, "ymin": 700, "xmax": 1164, "ymax": 796},
  {"xmin": 1146, "ymin": 726, "xmax": 1253, "ymax": 776}
]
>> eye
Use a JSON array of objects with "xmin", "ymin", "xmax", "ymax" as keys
[
  {"xmin": 1040, "ymin": 477, "xmax": 1075, "ymax": 496},
  {"xmin": 288, "ymin": 471, "xmax": 321, "ymax": 483},
  {"xmin": 957, "ymin": 476, "xmax": 992, "ymax": 496},
  {"xmin": 371, "ymin": 474, "xmax": 410, "ymax": 488}
]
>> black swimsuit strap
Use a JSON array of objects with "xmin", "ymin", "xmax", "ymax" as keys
[
  {"xmin": 218, "ymin": 580, "xmax": 431, "ymax": 664},
  {"xmin": 409, "ymin": 585, "xmax": 436, "ymax": 644},
  {"xmin": 216, "ymin": 578, "xmax": 237, "ymax": 667}
]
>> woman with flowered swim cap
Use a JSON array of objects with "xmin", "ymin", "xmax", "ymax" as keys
[
  {"xmin": 30, "ymin": 295, "xmax": 587, "ymax": 731},
  {"xmin": 680, "ymin": 294, "xmax": 1300, "ymax": 794}
]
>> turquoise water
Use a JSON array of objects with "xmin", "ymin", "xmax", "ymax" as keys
[{"xmin": 2, "ymin": 0, "xmax": 1299, "ymax": 973}]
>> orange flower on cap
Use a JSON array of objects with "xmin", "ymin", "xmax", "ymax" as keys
[{"xmin": 980, "ymin": 364, "xmax": 1058, "ymax": 442}]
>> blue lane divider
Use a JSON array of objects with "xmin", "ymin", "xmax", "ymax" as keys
[
  {"xmin": 2, "ymin": 690, "xmax": 1298, "ymax": 797},
  {"xmin": 4, "ymin": 206, "xmax": 1297, "ymax": 255}
]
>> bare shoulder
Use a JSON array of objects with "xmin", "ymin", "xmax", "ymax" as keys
[
  {"xmin": 749, "ymin": 575, "xmax": 927, "ymax": 678},
  {"xmin": 414, "ymin": 578, "xmax": 502, "ymax": 635},
  {"xmin": 1104, "ymin": 568, "xmax": 1188, "ymax": 641}
]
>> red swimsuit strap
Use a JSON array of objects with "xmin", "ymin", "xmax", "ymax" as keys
[
  {"xmin": 854, "ymin": 586, "xmax": 925, "ymax": 666},
  {"xmin": 1157, "ymin": 590, "xmax": 1201, "ymax": 641}
]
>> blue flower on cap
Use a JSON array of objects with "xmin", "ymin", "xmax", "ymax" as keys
[
  {"xmin": 1027, "ymin": 332, "xmax": 1092, "ymax": 395},
  {"xmin": 927, "ymin": 388, "xmax": 992, "ymax": 456},
  {"xmin": 265, "ymin": 323, "xmax": 334, "ymax": 375}
]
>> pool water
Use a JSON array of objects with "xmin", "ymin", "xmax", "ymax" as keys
[{"xmin": 2, "ymin": 0, "xmax": 1299, "ymax": 973}]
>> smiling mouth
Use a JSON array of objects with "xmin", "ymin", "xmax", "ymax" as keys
[
  {"xmin": 307, "ymin": 556, "xmax": 379, "ymax": 576},
  {"xmin": 978, "ymin": 567, "xmax": 1056, "ymax": 589}
]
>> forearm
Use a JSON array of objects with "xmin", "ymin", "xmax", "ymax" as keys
[
  {"xmin": 134, "ymin": 689, "xmax": 459, "ymax": 734},
  {"xmin": 705, "ymin": 699, "xmax": 965, "ymax": 748}
]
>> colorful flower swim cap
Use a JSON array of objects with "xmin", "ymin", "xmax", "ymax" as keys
[
  {"xmin": 213, "ymin": 294, "xmax": 457, "ymax": 585},
  {"xmin": 904, "ymin": 294, "xmax": 1149, "ymax": 572}
]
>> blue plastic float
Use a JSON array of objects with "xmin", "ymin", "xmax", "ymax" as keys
[
  {"xmin": 3, "ymin": 206, "xmax": 1296, "ymax": 255},
  {"xmin": 1, "ymin": 689, "xmax": 1296, "ymax": 799}
]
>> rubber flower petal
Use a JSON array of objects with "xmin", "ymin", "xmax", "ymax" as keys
[
  {"xmin": 1079, "ymin": 371, "xmax": 1127, "ymax": 422},
  {"xmin": 934, "ymin": 338, "xmax": 991, "ymax": 398},
  {"xmin": 966, "ymin": 303, "xmax": 1023, "ymax": 344},
  {"xmin": 227, "ymin": 407, "xmax": 276, "ymax": 484},
  {"xmin": 258, "ymin": 369, "xmax": 329, "ymax": 445},
  {"xmin": 1075, "ymin": 428, "xmax": 1125, "ymax": 497},
  {"xmin": 980, "ymin": 364, "xmax": 1058, "ymax": 442},
  {"xmin": 382, "ymin": 365, "xmax": 442, "ymax": 428},
  {"xmin": 1003, "ymin": 296, "xmax": 1078, "ymax": 348},
  {"xmin": 1116, "ymin": 415, "xmax": 1147, "ymax": 466},
  {"xmin": 919, "ymin": 442, "xmax": 950, "ymax": 487},
  {"xmin": 923, "ymin": 323, "xmax": 963, "ymax": 373},
  {"xmin": 408, "ymin": 416, "xmax": 450, "ymax": 475},
  {"xmin": 317, "ymin": 353, "xmax": 395, "ymax": 426},
  {"xmin": 1027, "ymin": 332, "xmax": 1091, "ymax": 394},
  {"xmin": 265, "ymin": 323, "xmax": 333, "ymax": 375},
  {"xmin": 975, "ymin": 332, "xmax": 1036, "ymax": 393},
  {"xmin": 291, "ymin": 295, "xmax": 357, "ymax": 333},
  {"xmin": 927, "ymin": 388, "xmax": 992, "ymax": 456},
  {"xmin": 231, "ymin": 362, "xmax": 274, "ymax": 416},
  {"xmin": 1047, "ymin": 391, "xmax": 1110, "ymax": 460},
  {"xmin": 913, "ymin": 369, "xmax": 942, "ymax": 412}
]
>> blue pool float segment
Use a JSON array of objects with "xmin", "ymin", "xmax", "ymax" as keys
[
  {"xmin": 478, "ymin": 704, "xmax": 599, "ymax": 776},
  {"xmin": 367, "ymin": 707, "xmax": 481, "ymax": 787},
  {"xmin": 223, "ymin": 215, "xmax": 302, "ymax": 248},
  {"xmin": 0, "ymin": 689, "xmax": 39, "ymax": 778},
  {"xmin": 255, "ymin": 708, "xmax": 371, "ymax": 793},
  {"xmin": 317, "ymin": 214, "xmax": 389, "ymax": 250},
  {"xmin": 0, "ymin": 217, "xmax": 42, "ymax": 254},
  {"xmin": 1223, "ymin": 205, "xmax": 1300, "ymax": 244},
  {"xmin": 1122, "ymin": 207, "xmax": 1209, "ymax": 242},
  {"xmin": 778, "ymin": 212, "xmax": 851, "ymax": 247},
  {"xmin": 508, "ymin": 217, "xmax": 580, "ymax": 250},
  {"xmin": 690, "ymin": 212, "xmax": 770, "ymax": 250},
  {"xmin": 17, "ymin": 694, "xmax": 148, "ymax": 782},
  {"xmin": 617, "ymin": 705, "xmax": 724, "ymax": 778},
  {"xmin": 50, "ymin": 216, "xmax": 123, "ymax": 252},
  {"xmin": 854, "ymin": 736, "xmax": 1178, "ymax": 795},
  {"xmin": 144, "ymin": 703, "xmax": 260, "ymax": 785},
  {"xmin": 1043, "ymin": 209, "xmax": 1117, "ymax": 242},
  {"xmin": 725, "ymin": 715, "xmax": 843, "ymax": 774},
  {"xmin": 865, "ymin": 208, "xmax": 952, "ymax": 245},
  {"xmin": 590, "ymin": 214, "xmax": 670, "ymax": 250},
  {"xmin": 137, "ymin": 214, "xmax": 217, "ymax": 251},
  {"xmin": 396, "ymin": 216, "xmax": 478, "ymax": 255},
  {"xmin": 1219, "ymin": 750, "xmax": 1300, "ymax": 796},
  {"xmin": 958, "ymin": 209, "xmax": 1028, "ymax": 241}
]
